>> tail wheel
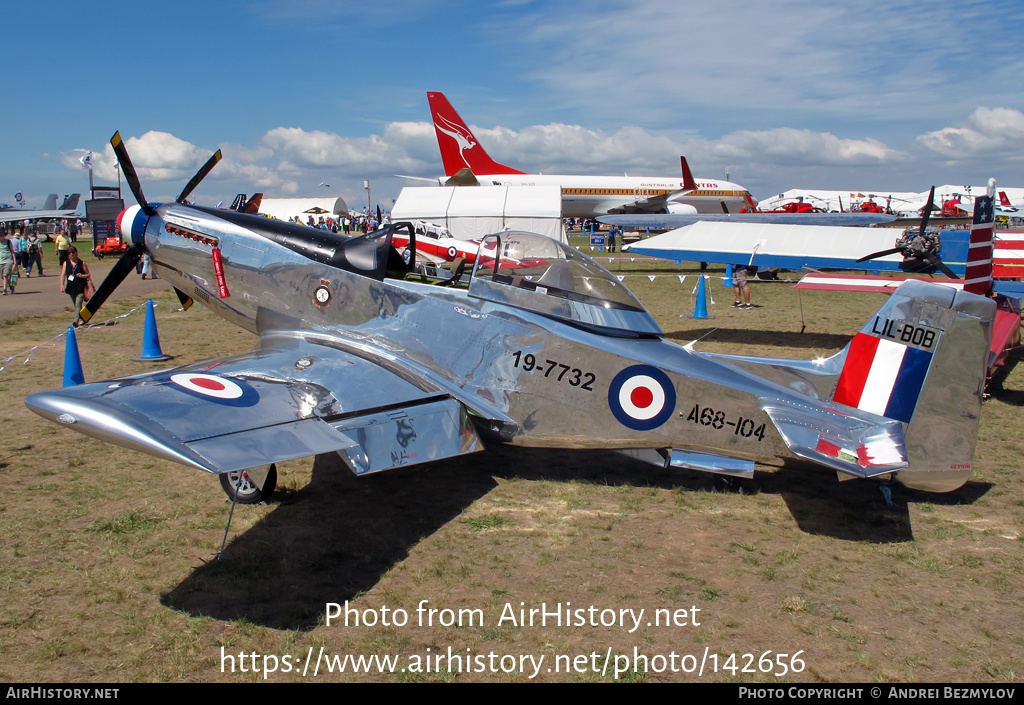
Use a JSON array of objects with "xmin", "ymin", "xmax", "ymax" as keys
[{"xmin": 219, "ymin": 464, "xmax": 277, "ymax": 504}]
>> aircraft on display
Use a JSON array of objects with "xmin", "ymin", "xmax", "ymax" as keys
[
  {"xmin": 227, "ymin": 193, "xmax": 263, "ymax": 214},
  {"xmin": 427, "ymin": 92, "xmax": 755, "ymax": 218},
  {"xmin": 0, "ymin": 193, "xmax": 81, "ymax": 224},
  {"xmin": 25, "ymin": 132, "xmax": 997, "ymax": 508},
  {"xmin": 618, "ymin": 186, "xmax": 973, "ymax": 278}
]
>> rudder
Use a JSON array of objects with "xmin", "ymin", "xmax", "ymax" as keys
[{"xmin": 832, "ymin": 279, "xmax": 995, "ymax": 491}]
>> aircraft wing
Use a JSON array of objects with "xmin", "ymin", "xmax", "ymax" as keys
[
  {"xmin": 599, "ymin": 212, "xmax": 897, "ymax": 228},
  {"xmin": 622, "ymin": 221, "xmax": 969, "ymax": 276},
  {"xmin": 25, "ymin": 332, "xmax": 483, "ymax": 476},
  {"xmin": 605, "ymin": 189, "xmax": 693, "ymax": 214},
  {"xmin": 0, "ymin": 208, "xmax": 79, "ymax": 223}
]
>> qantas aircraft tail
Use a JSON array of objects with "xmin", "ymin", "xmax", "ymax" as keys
[{"xmin": 426, "ymin": 92, "xmax": 525, "ymax": 177}]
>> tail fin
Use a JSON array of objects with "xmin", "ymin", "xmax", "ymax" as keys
[
  {"xmin": 59, "ymin": 194, "xmax": 80, "ymax": 210},
  {"xmin": 42, "ymin": 193, "xmax": 57, "ymax": 210},
  {"xmin": 426, "ymin": 92, "xmax": 525, "ymax": 177},
  {"xmin": 243, "ymin": 193, "xmax": 262, "ymax": 214},
  {"xmin": 679, "ymin": 156, "xmax": 697, "ymax": 191},
  {"xmin": 999, "ymin": 190, "xmax": 1012, "ymax": 207},
  {"xmin": 964, "ymin": 183, "xmax": 995, "ymax": 296},
  {"xmin": 832, "ymin": 279, "xmax": 995, "ymax": 491}
]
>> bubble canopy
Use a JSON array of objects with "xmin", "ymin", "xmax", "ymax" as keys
[{"xmin": 467, "ymin": 231, "xmax": 663, "ymax": 335}]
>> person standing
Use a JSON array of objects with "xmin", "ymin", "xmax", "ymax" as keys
[
  {"xmin": 26, "ymin": 232, "xmax": 44, "ymax": 276},
  {"xmin": 60, "ymin": 247, "xmax": 94, "ymax": 326},
  {"xmin": 731, "ymin": 264, "xmax": 754, "ymax": 309},
  {"xmin": 54, "ymin": 229, "xmax": 71, "ymax": 268},
  {"xmin": 0, "ymin": 231, "xmax": 13, "ymax": 295}
]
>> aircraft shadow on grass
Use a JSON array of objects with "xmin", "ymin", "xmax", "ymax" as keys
[{"xmin": 161, "ymin": 446, "xmax": 990, "ymax": 631}]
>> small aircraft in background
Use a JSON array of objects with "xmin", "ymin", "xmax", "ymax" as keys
[
  {"xmin": 24, "ymin": 132, "xmax": 998, "ymax": 510},
  {"xmin": 0, "ymin": 193, "xmax": 81, "ymax": 224},
  {"xmin": 227, "ymin": 193, "xmax": 263, "ymax": 214},
  {"xmin": 427, "ymin": 91, "xmax": 754, "ymax": 218}
]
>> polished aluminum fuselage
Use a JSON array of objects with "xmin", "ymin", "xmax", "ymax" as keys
[{"xmin": 148, "ymin": 204, "xmax": 805, "ymax": 463}]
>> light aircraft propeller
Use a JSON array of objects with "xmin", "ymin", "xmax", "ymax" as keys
[
  {"xmin": 79, "ymin": 132, "xmax": 215, "ymax": 323},
  {"xmin": 855, "ymin": 186, "xmax": 958, "ymax": 279}
]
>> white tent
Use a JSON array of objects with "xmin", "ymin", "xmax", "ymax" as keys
[
  {"xmin": 257, "ymin": 197, "xmax": 349, "ymax": 223},
  {"xmin": 392, "ymin": 186, "xmax": 564, "ymax": 242}
]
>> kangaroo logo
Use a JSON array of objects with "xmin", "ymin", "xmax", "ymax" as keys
[{"xmin": 434, "ymin": 113, "xmax": 478, "ymax": 169}]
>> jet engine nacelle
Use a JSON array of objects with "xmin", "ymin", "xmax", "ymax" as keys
[{"xmin": 665, "ymin": 202, "xmax": 698, "ymax": 215}]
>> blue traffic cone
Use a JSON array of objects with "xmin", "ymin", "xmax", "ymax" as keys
[
  {"xmin": 63, "ymin": 325, "xmax": 85, "ymax": 387},
  {"xmin": 724, "ymin": 264, "xmax": 734, "ymax": 287},
  {"xmin": 133, "ymin": 298, "xmax": 173, "ymax": 362},
  {"xmin": 691, "ymin": 274, "xmax": 710, "ymax": 319}
]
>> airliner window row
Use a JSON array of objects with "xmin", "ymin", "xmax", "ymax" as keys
[{"xmin": 560, "ymin": 189, "xmax": 738, "ymax": 197}]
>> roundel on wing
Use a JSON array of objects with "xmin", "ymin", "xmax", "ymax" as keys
[
  {"xmin": 168, "ymin": 373, "xmax": 259, "ymax": 406},
  {"xmin": 608, "ymin": 365, "xmax": 676, "ymax": 431}
]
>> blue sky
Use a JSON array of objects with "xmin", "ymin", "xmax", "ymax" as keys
[{"xmin": 4, "ymin": 0, "xmax": 1024, "ymax": 211}]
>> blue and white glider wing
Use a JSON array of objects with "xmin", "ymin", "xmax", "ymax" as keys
[
  {"xmin": 599, "ymin": 212, "xmax": 897, "ymax": 228},
  {"xmin": 26, "ymin": 332, "xmax": 483, "ymax": 476}
]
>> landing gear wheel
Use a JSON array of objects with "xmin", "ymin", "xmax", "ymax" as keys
[
  {"xmin": 219, "ymin": 464, "xmax": 277, "ymax": 504},
  {"xmin": 712, "ymin": 475, "xmax": 745, "ymax": 494}
]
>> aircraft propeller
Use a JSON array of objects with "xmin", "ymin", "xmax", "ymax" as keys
[
  {"xmin": 79, "ymin": 132, "xmax": 218, "ymax": 323},
  {"xmin": 855, "ymin": 186, "xmax": 958, "ymax": 279}
]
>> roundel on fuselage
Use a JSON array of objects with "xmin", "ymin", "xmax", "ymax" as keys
[{"xmin": 608, "ymin": 364, "xmax": 676, "ymax": 431}]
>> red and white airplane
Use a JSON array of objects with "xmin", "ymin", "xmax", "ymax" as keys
[{"xmin": 427, "ymin": 91, "xmax": 756, "ymax": 218}]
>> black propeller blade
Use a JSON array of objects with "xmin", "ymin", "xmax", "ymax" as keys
[
  {"xmin": 918, "ymin": 185, "xmax": 936, "ymax": 235},
  {"xmin": 111, "ymin": 131, "xmax": 155, "ymax": 218},
  {"xmin": 719, "ymin": 199, "xmax": 729, "ymax": 214},
  {"xmin": 78, "ymin": 244, "xmax": 145, "ymax": 324},
  {"xmin": 173, "ymin": 287, "xmax": 194, "ymax": 311},
  {"xmin": 177, "ymin": 149, "xmax": 222, "ymax": 204},
  {"xmin": 856, "ymin": 247, "xmax": 902, "ymax": 263},
  {"xmin": 926, "ymin": 253, "xmax": 959, "ymax": 279}
]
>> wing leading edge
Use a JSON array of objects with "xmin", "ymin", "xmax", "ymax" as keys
[{"xmin": 25, "ymin": 332, "xmax": 484, "ymax": 476}]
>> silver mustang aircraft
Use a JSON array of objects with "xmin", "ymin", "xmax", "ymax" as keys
[{"xmin": 25, "ymin": 134, "xmax": 996, "ymax": 503}]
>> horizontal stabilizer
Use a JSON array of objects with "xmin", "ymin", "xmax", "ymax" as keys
[
  {"xmin": 762, "ymin": 403, "xmax": 907, "ymax": 478},
  {"xmin": 445, "ymin": 168, "xmax": 480, "ymax": 186}
]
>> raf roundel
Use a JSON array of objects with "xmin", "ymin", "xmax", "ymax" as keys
[
  {"xmin": 447, "ymin": 245, "xmax": 458, "ymax": 259},
  {"xmin": 168, "ymin": 373, "xmax": 259, "ymax": 406},
  {"xmin": 608, "ymin": 365, "xmax": 676, "ymax": 431},
  {"xmin": 171, "ymin": 373, "xmax": 243, "ymax": 399}
]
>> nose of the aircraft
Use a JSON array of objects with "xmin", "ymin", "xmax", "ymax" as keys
[{"xmin": 116, "ymin": 204, "xmax": 149, "ymax": 247}]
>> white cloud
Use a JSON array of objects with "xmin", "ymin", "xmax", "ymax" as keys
[
  {"xmin": 697, "ymin": 128, "xmax": 905, "ymax": 166},
  {"xmin": 917, "ymin": 107, "xmax": 1024, "ymax": 159}
]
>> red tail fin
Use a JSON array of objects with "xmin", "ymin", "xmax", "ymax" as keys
[
  {"xmin": 964, "ymin": 190, "xmax": 994, "ymax": 296},
  {"xmin": 679, "ymin": 156, "xmax": 697, "ymax": 191},
  {"xmin": 999, "ymin": 190, "xmax": 1012, "ymax": 206},
  {"xmin": 243, "ymin": 193, "xmax": 262, "ymax": 214},
  {"xmin": 426, "ymin": 92, "xmax": 525, "ymax": 177}
]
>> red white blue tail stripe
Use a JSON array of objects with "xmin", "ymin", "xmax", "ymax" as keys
[{"xmin": 833, "ymin": 333, "xmax": 932, "ymax": 423}]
